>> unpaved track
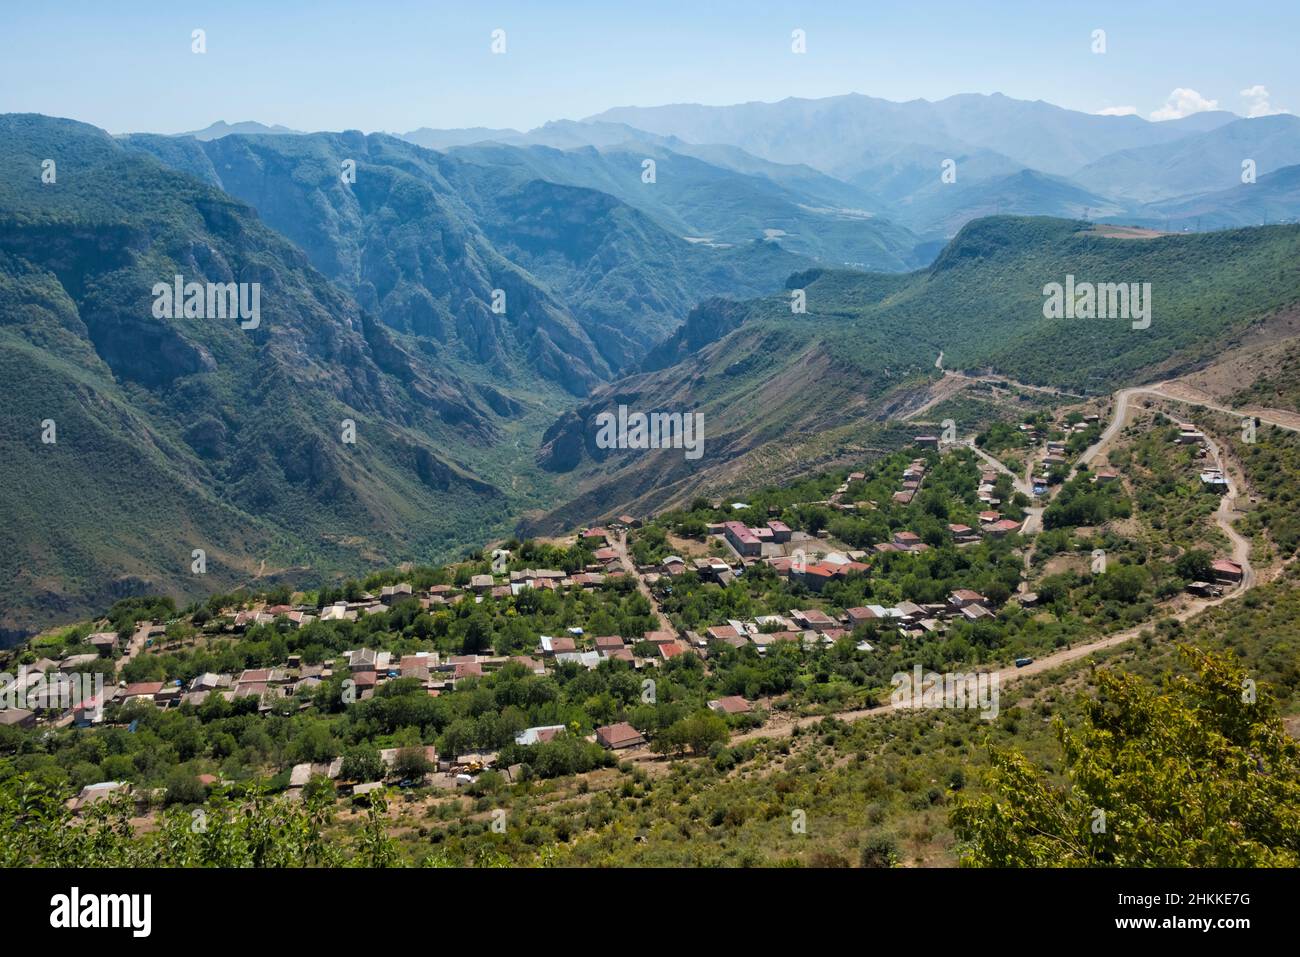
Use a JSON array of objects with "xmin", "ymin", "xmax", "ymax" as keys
[
  {"xmin": 729, "ymin": 381, "xmax": 1271, "ymax": 743},
  {"xmin": 615, "ymin": 528, "xmax": 671, "ymax": 632}
]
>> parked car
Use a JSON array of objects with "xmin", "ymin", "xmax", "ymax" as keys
[{"xmin": 1015, "ymin": 657, "xmax": 1034, "ymax": 667}]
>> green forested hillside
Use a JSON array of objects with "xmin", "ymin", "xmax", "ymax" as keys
[
  {"xmin": 533, "ymin": 215, "xmax": 1300, "ymax": 527},
  {"xmin": 0, "ymin": 115, "xmax": 547, "ymax": 639}
]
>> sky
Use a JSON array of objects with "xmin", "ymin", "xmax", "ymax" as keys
[{"xmin": 1, "ymin": 0, "xmax": 1295, "ymax": 135}]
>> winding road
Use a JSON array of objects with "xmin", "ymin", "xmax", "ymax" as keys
[{"xmin": 725, "ymin": 376, "xmax": 1276, "ymax": 743}]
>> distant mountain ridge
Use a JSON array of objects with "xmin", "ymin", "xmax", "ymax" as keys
[
  {"xmin": 392, "ymin": 92, "xmax": 1300, "ymax": 240},
  {"xmin": 175, "ymin": 120, "xmax": 305, "ymax": 140}
]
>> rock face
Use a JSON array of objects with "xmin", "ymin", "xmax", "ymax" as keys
[
  {"xmin": 123, "ymin": 130, "xmax": 816, "ymax": 395},
  {"xmin": 639, "ymin": 297, "xmax": 755, "ymax": 372},
  {"xmin": 0, "ymin": 114, "xmax": 516, "ymax": 639}
]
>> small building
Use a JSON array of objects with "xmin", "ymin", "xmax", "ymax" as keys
[
  {"xmin": 948, "ymin": 589, "xmax": 989, "ymax": 609},
  {"xmin": 723, "ymin": 521, "xmax": 762, "ymax": 557},
  {"xmin": 0, "ymin": 708, "xmax": 35, "ymax": 729},
  {"xmin": 593, "ymin": 635, "xmax": 626, "ymax": 655},
  {"xmin": 1210, "ymin": 559, "xmax": 1244, "ymax": 584},
  {"xmin": 539, "ymin": 635, "xmax": 577, "ymax": 655},
  {"xmin": 380, "ymin": 583, "xmax": 413, "ymax": 604},
  {"xmin": 120, "ymin": 681, "xmax": 165, "ymax": 705},
  {"xmin": 708, "ymin": 695, "xmax": 752, "ymax": 716},
  {"xmin": 86, "ymin": 632, "xmax": 119, "ymax": 657},
  {"xmin": 516, "ymin": 725, "xmax": 567, "ymax": 746},
  {"xmin": 595, "ymin": 722, "xmax": 647, "ymax": 750}
]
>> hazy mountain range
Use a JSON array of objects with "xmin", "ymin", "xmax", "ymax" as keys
[
  {"xmin": 4, "ymin": 91, "xmax": 1300, "ymax": 637},
  {"xmin": 187, "ymin": 93, "xmax": 1300, "ymax": 242}
]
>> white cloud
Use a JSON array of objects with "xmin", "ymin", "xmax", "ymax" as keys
[
  {"xmin": 1240, "ymin": 84, "xmax": 1288, "ymax": 118},
  {"xmin": 1096, "ymin": 105, "xmax": 1138, "ymax": 116},
  {"xmin": 1149, "ymin": 88, "xmax": 1219, "ymax": 121}
]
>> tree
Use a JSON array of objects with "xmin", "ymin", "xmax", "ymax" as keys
[
  {"xmin": 340, "ymin": 745, "xmax": 384, "ymax": 783},
  {"xmin": 950, "ymin": 649, "xmax": 1300, "ymax": 866},
  {"xmin": 1174, "ymin": 548, "xmax": 1213, "ymax": 582},
  {"xmin": 393, "ymin": 746, "xmax": 433, "ymax": 779},
  {"xmin": 163, "ymin": 768, "xmax": 207, "ymax": 806},
  {"xmin": 1095, "ymin": 564, "xmax": 1145, "ymax": 603},
  {"xmin": 654, "ymin": 712, "xmax": 729, "ymax": 757},
  {"xmin": 859, "ymin": 835, "xmax": 898, "ymax": 868}
]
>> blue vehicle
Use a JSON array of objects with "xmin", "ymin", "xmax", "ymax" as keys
[{"xmin": 1014, "ymin": 656, "xmax": 1034, "ymax": 667}]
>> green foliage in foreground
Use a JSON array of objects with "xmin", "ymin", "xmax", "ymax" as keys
[
  {"xmin": 951, "ymin": 648, "xmax": 1300, "ymax": 866},
  {"xmin": 0, "ymin": 781, "xmax": 403, "ymax": 868}
]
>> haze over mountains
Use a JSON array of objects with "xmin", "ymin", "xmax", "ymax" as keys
[
  {"xmin": 4, "ymin": 90, "xmax": 1300, "ymax": 638},
  {"xmin": 187, "ymin": 91, "xmax": 1300, "ymax": 242}
]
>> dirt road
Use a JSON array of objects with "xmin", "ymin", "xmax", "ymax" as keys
[
  {"xmin": 614, "ymin": 529, "xmax": 671, "ymax": 632},
  {"xmin": 728, "ymin": 381, "xmax": 1275, "ymax": 743}
]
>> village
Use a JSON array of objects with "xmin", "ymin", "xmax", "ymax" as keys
[{"xmin": 0, "ymin": 397, "xmax": 1252, "ymax": 817}]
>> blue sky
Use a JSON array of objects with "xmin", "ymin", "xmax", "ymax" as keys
[{"xmin": 1, "ymin": 0, "xmax": 1295, "ymax": 134}]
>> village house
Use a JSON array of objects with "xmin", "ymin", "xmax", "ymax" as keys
[
  {"xmin": 708, "ymin": 695, "xmax": 752, "ymax": 716},
  {"xmin": 189, "ymin": 672, "xmax": 231, "ymax": 694},
  {"xmin": 539, "ymin": 635, "xmax": 577, "ymax": 655},
  {"xmin": 120, "ymin": 681, "xmax": 165, "ymax": 706},
  {"xmin": 948, "ymin": 523, "xmax": 980, "ymax": 544},
  {"xmin": 59, "ymin": 653, "xmax": 100, "ymax": 672},
  {"xmin": 893, "ymin": 531, "xmax": 923, "ymax": 550},
  {"xmin": 984, "ymin": 518, "xmax": 1022, "ymax": 537},
  {"xmin": 593, "ymin": 635, "xmax": 625, "ymax": 655},
  {"xmin": 1200, "ymin": 468, "xmax": 1229, "ymax": 492},
  {"xmin": 706, "ymin": 624, "xmax": 742, "ymax": 643},
  {"xmin": 380, "ymin": 583, "xmax": 413, "ymax": 604},
  {"xmin": 516, "ymin": 725, "xmax": 566, "ymax": 746},
  {"xmin": 69, "ymin": 781, "xmax": 130, "ymax": 813},
  {"xmin": 657, "ymin": 641, "xmax": 687, "ymax": 661},
  {"xmin": 595, "ymin": 722, "xmax": 647, "ymax": 750},
  {"xmin": 790, "ymin": 608, "xmax": 838, "ymax": 630},
  {"xmin": 0, "ymin": 708, "xmax": 36, "ymax": 729},
  {"xmin": 555, "ymin": 650, "xmax": 602, "ymax": 669},
  {"xmin": 661, "ymin": 555, "xmax": 687, "ymax": 576},
  {"xmin": 510, "ymin": 655, "xmax": 547, "ymax": 675},
  {"xmin": 723, "ymin": 521, "xmax": 762, "ymax": 557},
  {"xmin": 948, "ymin": 589, "xmax": 989, "ymax": 610},
  {"xmin": 845, "ymin": 606, "xmax": 880, "ymax": 626},
  {"xmin": 315, "ymin": 603, "xmax": 350, "ymax": 623},
  {"xmin": 1211, "ymin": 559, "xmax": 1244, "ymax": 584},
  {"xmin": 399, "ymin": 654, "xmax": 432, "ymax": 681},
  {"xmin": 87, "ymin": 632, "xmax": 119, "ymax": 657}
]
